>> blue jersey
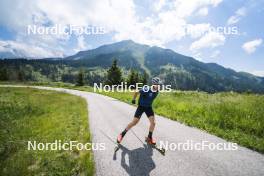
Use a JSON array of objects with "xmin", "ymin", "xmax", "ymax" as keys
[{"xmin": 138, "ymin": 89, "xmax": 158, "ymax": 107}]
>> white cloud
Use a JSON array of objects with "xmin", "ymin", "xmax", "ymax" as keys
[
  {"xmin": 210, "ymin": 50, "xmax": 220, "ymax": 58},
  {"xmin": 0, "ymin": 40, "xmax": 63, "ymax": 58},
  {"xmin": 236, "ymin": 7, "xmax": 247, "ymax": 16},
  {"xmin": 227, "ymin": 7, "xmax": 247, "ymax": 25},
  {"xmin": 196, "ymin": 7, "xmax": 209, "ymax": 16},
  {"xmin": 193, "ymin": 52, "xmax": 203, "ymax": 61},
  {"xmin": 190, "ymin": 32, "xmax": 225, "ymax": 50},
  {"xmin": 0, "ymin": 0, "xmax": 224, "ymax": 57},
  {"xmin": 153, "ymin": 0, "xmax": 166, "ymax": 12},
  {"xmin": 129, "ymin": 0, "xmax": 223, "ymax": 45},
  {"xmin": 250, "ymin": 70, "xmax": 264, "ymax": 77},
  {"xmin": 0, "ymin": 0, "xmax": 147, "ymax": 54},
  {"xmin": 242, "ymin": 38, "xmax": 262, "ymax": 54},
  {"xmin": 74, "ymin": 35, "xmax": 91, "ymax": 52},
  {"xmin": 172, "ymin": 0, "xmax": 222, "ymax": 18},
  {"xmin": 150, "ymin": 11, "xmax": 187, "ymax": 43},
  {"xmin": 0, "ymin": 0, "xmax": 38, "ymax": 30}
]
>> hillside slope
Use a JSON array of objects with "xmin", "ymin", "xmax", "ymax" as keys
[{"xmin": 65, "ymin": 40, "xmax": 264, "ymax": 93}]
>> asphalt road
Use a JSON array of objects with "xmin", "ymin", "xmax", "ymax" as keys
[{"xmin": 2, "ymin": 85, "xmax": 264, "ymax": 176}]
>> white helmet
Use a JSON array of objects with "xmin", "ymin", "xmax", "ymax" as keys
[{"xmin": 152, "ymin": 77, "xmax": 161, "ymax": 85}]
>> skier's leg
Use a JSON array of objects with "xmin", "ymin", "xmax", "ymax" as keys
[
  {"xmin": 124, "ymin": 105, "xmax": 144, "ymax": 132},
  {"xmin": 146, "ymin": 107, "xmax": 156, "ymax": 144},
  {"xmin": 125, "ymin": 117, "xmax": 140, "ymax": 131},
  {"xmin": 146, "ymin": 116, "xmax": 156, "ymax": 144},
  {"xmin": 148, "ymin": 116, "xmax": 156, "ymax": 135},
  {"xmin": 145, "ymin": 107, "xmax": 155, "ymax": 135},
  {"xmin": 117, "ymin": 106, "xmax": 143, "ymax": 143},
  {"xmin": 117, "ymin": 118, "xmax": 139, "ymax": 143}
]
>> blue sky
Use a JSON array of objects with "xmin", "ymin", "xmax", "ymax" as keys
[{"xmin": 0, "ymin": 0, "xmax": 263, "ymax": 76}]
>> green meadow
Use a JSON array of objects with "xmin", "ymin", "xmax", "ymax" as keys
[{"xmin": 0, "ymin": 87, "xmax": 94, "ymax": 176}]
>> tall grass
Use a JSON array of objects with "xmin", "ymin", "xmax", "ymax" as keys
[{"xmin": 0, "ymin": 87, "xmax": 94, "ymax": 175}]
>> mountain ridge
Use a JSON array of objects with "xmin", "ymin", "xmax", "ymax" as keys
[
  {"xmin": 65, "ymin": 40, "xmax": 259, "ymax": 77},
  {"xmin": 63, "ymin": 40, "xmax": 264, "ymax": 92}
]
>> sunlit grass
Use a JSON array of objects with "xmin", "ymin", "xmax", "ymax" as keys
[{"xmin": 0, "ymin": 87, "xmax": 94, "ymax": 175}]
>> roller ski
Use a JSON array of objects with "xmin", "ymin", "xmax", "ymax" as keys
[{"xmin": 145, "ymin": 137, "xmax": 165, "ymax": 155}]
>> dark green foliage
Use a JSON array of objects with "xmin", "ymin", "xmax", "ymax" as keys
[
  {"xmin": 62, "ymin": 73, "xmax": 76, "ymax": 83},
  {"xmin": 76, "ymin": 70, "xmax": 84, "ymax": 86},
  {"xmin": 69, "ymin": 51, "xmax": 142, "ymax": 70},
  {"xmin": 18, "ymin": 69, "xmax": 25, "ymax": 82},
  {"xmin": 0, "ymin": 59, "xmax": 105, "ymax": 86},
  {"xmin": 140, "ymin": 71, "xmax": 149, "ymax": 85},
  {"xmin": 0, "ymin": 68, "xmax": 8, "ymax": 81},
  {"xmin": 105, "ymin": 59, "xmax": 122, "ymax": 85},
  {"xmin": 127, "ymin": 70, "xmax": 148, "ymax": 86},
  {"xmin": 127, "ymin": 69, "xmax": 139, "ymax": 86}
]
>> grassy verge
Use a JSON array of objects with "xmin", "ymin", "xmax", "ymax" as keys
[{"xmin": 0, "ymin": 87, "xmax": 94, "ymax": 175}]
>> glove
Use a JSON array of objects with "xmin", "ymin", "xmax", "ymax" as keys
[{"xmin": 132, "ymin": 99, "xmax": 136, "ymax": 104}]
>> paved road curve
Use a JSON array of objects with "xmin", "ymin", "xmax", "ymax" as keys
[{"xmin": 2, "ymin": 85, "xmax": 264, "ymax": 176}]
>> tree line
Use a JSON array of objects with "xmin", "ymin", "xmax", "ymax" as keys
[
  {"xmin": 0, "ymin": 59, "xmax": 148, "ymax": 86},
  {"xmin": 77, "ymin": 59, "xmax": 148, "ymax": 86}
]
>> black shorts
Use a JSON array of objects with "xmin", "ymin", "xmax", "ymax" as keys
[{"xmin": 134, "ymin": 106, "xmax": 154, "ymax": 118}]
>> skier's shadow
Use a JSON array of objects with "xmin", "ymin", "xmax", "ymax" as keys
[
  {"xmin": 115, "ymin": 144, "xmax": 156, "ymax": 176},
  {"xmin": 99, "ymin": 130, "xmax": 155, "ymax": 175}
]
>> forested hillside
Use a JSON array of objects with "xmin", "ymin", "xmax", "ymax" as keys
[{"xmin": 1, "ymin": 40, "xmax": 264, "ymax": 93}]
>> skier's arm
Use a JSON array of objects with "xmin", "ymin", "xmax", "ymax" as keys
[{"xmin": 132, "ymin": 91, "xmax": 139, "ymax": 104}]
